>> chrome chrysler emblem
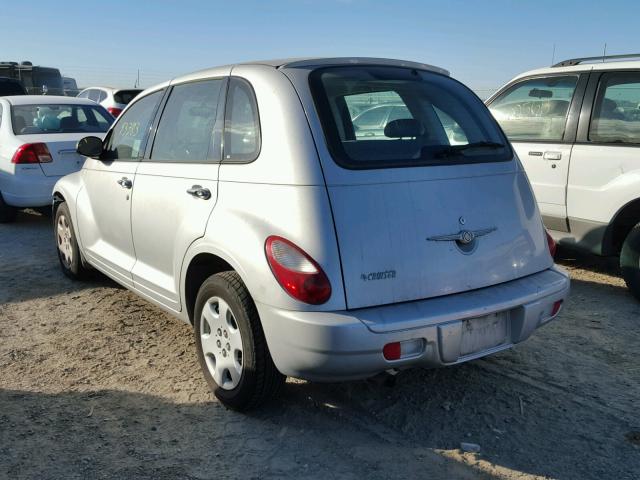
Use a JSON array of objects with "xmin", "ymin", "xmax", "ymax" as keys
[{"xmin": 427, "ymin": 227, "xmax": 497, "ymax": 244}]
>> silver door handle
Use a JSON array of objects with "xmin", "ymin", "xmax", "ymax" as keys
[
  {"xmin": 186, "ymin": 185, "xmax": 211, "ymax": 200},
  {"xmin": 117, "ymin": 177, "xmax": 133, "ymax": 189},
  {"xmin": 543, "ymin": 151, "xmax": 562, "ymax": 161}
]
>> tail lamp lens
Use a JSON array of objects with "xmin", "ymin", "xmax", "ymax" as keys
[
  {"xmin": 265, "ymin": 236, "xmax": 331, "ymax": 305},
  {"xmin": 107, "ymin": 107, "xmax": 123, "ymax": 117},
  {"xmin": 383, "ymin": 342, "xmax": 401, "ymax": 361},
  {"xmin": 546, "ymin": 230, "xmax": 557, "ymax": 258},
  {"xmin": 12, "ymin": 143, "xmax": 53, "ymax": 164}
]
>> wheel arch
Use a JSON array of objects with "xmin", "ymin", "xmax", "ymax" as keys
[
  {"xmin": 52, "ymin": 190, "xmax": 66, "ymax": 216},
  {"xmin": 182, "ymin": 249, "xmax": 241, "ymax": 325},
  {"xmin": 603, "ymin": 197, "xmax": 640, "ymax": 256}
]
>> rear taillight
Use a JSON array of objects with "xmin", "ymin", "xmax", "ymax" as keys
[
  {"xmin": 265, "ymin": 236, "xmax": 331, "ymax": 305},
  {"xmin": 551, "ymin": 300, "xmax": 563, "ymax": 316},
  {"xmin": 107, "ymin": 107, "xmax": 123, "ymax": 117},
  {"xmin": 11, "ymin": 143, "xmax": 53, "ymax": 164},
  {"xmin": 545, "ymin": 230, "xmax": 557, "ymax": 258}
]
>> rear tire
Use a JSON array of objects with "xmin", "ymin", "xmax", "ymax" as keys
[
  {"xmin": 194, "ymin": 271, "xmax": 284, "ymax": 411},
  {"xmin": 55, "ymin": 202, "xmax": 89, "ymax": 280},
  {"xmin": 0, "ymin": 192, "xmax": 17, "ymax": 223},
  {"xmin": 620, "ymin": 223, "xmax": 640, "ymax": 301}
]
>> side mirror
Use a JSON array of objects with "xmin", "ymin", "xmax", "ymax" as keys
[{"xmin": 77, "ymin": 136, "xmax": 103, "ymax": 158}]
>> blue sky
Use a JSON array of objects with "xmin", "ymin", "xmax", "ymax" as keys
[{"xmin": 1, "ymin": 0, "xmax": 638, "ymax": 95}]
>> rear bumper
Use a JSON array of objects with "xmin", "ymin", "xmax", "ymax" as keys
[
  {"xmin": 0, "ymin": 173, "xmax": 58, "ymax": 208},
  {"xmin": 257, "ymin": 266, "xmax": 570, "ymax": 381}
]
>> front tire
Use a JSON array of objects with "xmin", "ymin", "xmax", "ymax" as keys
[
  {"xmin": 620, "ymin": 223, "xmax": 640, "ymax": 301},
  {"xmin": 55, "ymin": 202, "xmax": 89, "ymax": 280},
  {"xmin": 194, "ymin": 271, "xmax": 284, "ymax": 411},
  {"xmin": 0, "ymin": 192, "xmax": 17, "ymax": 223}
]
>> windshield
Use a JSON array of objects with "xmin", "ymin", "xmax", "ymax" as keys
[
  {"xmin": 114, "ymin": 89, "xmax": 142, "ymax": 105},
  {"xmin": 32, "ymin": 68, "xmax": 64, "ymax": 94},
  {"xmin": 309, "ymin": 66, "xmax": 511, "ymax": 169},
  {"xmin": 11, "ymin": 104, "xmax": 114, "ymax": 135}
]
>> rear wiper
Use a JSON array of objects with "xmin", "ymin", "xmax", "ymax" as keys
[{"xmin": 432, "ymin": 141, "xmax": 506, "ymax": 158}]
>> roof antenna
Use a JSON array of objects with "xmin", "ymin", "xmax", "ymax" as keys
[
  {"xmin": 551, "ymin": 43, "xmax": 556, "ymax": 66},
  {"xmin": 602, "ymin": 43, "xmax": 607, "ymax": 62}
]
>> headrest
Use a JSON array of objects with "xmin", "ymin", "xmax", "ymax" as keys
[
  {"xmin": 60, "ymin": 116, "xmax": 79, "ymax": 129},
  {"xmin": 384, "ymin": 118, "xmax": 423, "ymax": 138}
]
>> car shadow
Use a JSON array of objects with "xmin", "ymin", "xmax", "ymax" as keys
[
  {"xmin": 0, "ymin": 210, "xmax": 118, "ymax": 304},
  {"xmin": 555, "ymin": 245, "xmax": 621, "ymax": 277},
  {"xmin": 0, "ymin": 387, "xmax": 493, "ymax": 480}
]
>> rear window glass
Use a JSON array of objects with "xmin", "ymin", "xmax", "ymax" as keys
[
  {"xmin": 114, "ymin": 90, "xmax": 142, "ymax": 105},
  {"xmin": 0, "ymin": 81, "xmax": 26, "ymax": 96},
  {"xmin": 309, "ymin": 66, "xmax": 510, "ymax": 169},
  {"xmin": 11, "ymin": 104, "xmax": 113, "ymax": 135}
]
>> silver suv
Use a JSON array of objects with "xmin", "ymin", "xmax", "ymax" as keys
[{"xmin": 54, "ymin": 58, "xmax": 569, "ymax": 410}]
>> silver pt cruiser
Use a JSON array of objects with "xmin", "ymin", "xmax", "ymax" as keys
[{"xmin": 53, "ymin": 57, "xmax": 570, "ymax": 411}]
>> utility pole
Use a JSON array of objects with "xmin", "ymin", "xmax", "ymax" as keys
[
  {"xmin": 551, "ymin": 43, "xmax": 556, "ymax": 66},
  {"xmin": 602, "ymin": 43, "xmax": 607, "ymax": 62},
  {"xmin": 134, "ymin": 69, "xmax": 140, "ymax": 88}
]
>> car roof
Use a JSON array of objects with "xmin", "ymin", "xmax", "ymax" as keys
[
  {"xmin": 3, "ymin": 95, "xmax": 101, "ymax": 106},
  {"xmin": 512, "ymin": 60, "xmax": 640, "ymax": 81},
  {"xmin": 79, "ymin": 86, "xmax": 143, "ymax": 93},
  {"xmin": 170, "ymin": 57, "xmax": 450, "ymax": 85}
]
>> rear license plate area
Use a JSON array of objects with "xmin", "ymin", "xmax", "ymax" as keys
[{"xmin": 460, "ymin": 312, "xmax": 510, "ymax": 356}]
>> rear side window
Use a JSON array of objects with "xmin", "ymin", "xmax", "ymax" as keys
[
  {"xmin": 88, "ymin": 90, "xmax": 101, "ymax": 102},
  {"xmin": 310, "ymin": 66, "xmax": 510, "ymax": 169},
  {"xmin": 150, "ymin": 79, "xmax": 224, "ymax": 163},
  {"xmin": 11, "ymin": 104, "xmax": 113, "ymax": 135},
  {"xmin": 223, "ymin": 77, "xmax": 260, "ymax": 162},
  {"xmin": 114, "ymin": 90, "xmax": 142, "ymax": 105},
  {"xmin": 489, "ymin": 76, "xmax": 578, "ymax": 141},
  {"xmin": 103, "ymin": 90, "xmax": 163, "ymax": 160},
  {"xmin": 589, "ymin": 72, "xmax": 640, "ymax": 144}
]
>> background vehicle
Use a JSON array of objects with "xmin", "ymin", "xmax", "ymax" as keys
[
  {"xmin": 0, "ymin": 77, "xmax": 26, "ymax": 96},
  {"xmin": 487, "ymin": 53, "xmax": 640, "ymax": 300},
  {"xmin": 77, "ymin": 87, "xmax": 142, "ymax": 117},
  {"xmin": 54, "ymin": 57, "xmax": 569, "ymax": 411},
  {"xmin": 63, "ymin": 77, "xmax": 79, "ymax": 96},
  {"xmin": 0, "ymin": 61, "xmax": 64, "ymax": 95},
  {"xmin": 0, "ymin": 96, "xmax": 113, "ymax": 222}
]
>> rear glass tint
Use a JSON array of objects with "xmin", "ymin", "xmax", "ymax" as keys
[
  {"xmin": 114, "ymin": 90, "xmax": 142, "ymax": 105},
  {"xmin": 11, "ymin": 104, "xmax": 113, "ymax": 135},
  {"xmin": 309, "ymin": 66, "xmax": 510, "ymax": 169}
]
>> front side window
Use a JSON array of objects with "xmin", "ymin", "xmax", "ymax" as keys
[
  {"xmin": 310, "ymin": 66, "xmax": 510, "ymax": 169},
  {"xmin": 223, "ymin": 78, "xmax": 260, "ymax": 162},
  {"xmin": 11, "ymin": 104, "xmax": 113, "ymax": 135},
  {"xmin": 489, "ymin": 75, "xmax": 578, "ymax": 142},
  {"xmin": 103, "ymin": 90, "xmax": 163, "ymax": 160},
  {"xmin": 589, "ymin": 73, "xmax": 640, "ymax": 144},
  {"xmin": 150, "ymin": 79, "xmax": 224, "ymax": 163}
]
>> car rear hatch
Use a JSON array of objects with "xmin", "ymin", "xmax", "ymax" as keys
[
  {"xmin": 294, "ymin": 63, "xmax": 553, "ymax": 309},
  {"xmin": 16, "ymin": 134, "xmax": 92, "ymax": 177}
]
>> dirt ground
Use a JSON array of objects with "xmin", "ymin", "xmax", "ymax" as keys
[{"xmin": 1, "ymin": 211, "xmax": 639, "ymax": 480}]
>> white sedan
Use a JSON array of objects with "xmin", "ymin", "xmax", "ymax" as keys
[{"xmin": 0, "ymin": 95, "xmax": 113, "ymax": 222}]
